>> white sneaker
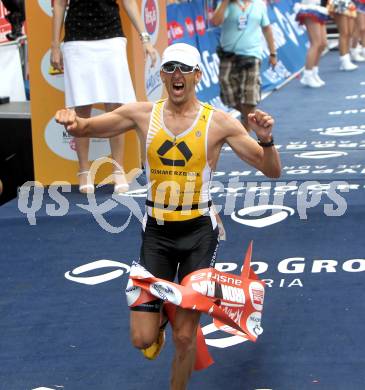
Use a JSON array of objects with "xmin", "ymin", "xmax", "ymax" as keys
[
  {"xmin": 313, "ymin": 67, "xmax": 325, "ymax": 86},
  {"xmin": 300, "ymin": 70, "xmax": 322, "ymax": 88},
  {"xmin": 340, "ymin": 54, "xmax": 358, "ymax": 71},
  {"xmin": 350, "ymin": 48, "xmax": 365, "ymax": 62},
  {"xmin": 351, "ymin": 52, "xmax": 365, "ymax": 62}
]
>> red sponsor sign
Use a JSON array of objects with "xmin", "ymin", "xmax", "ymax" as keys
[
  {"xmin": 185, "ymin": 17, "xmax": 195, "ymax": 37},
  {"xmin": 144, "ymin": 0, "xmax": 158, "ymax": 35},
  {"xmin": 195, "ymin": 15, "xmax": 206, "ymax": 36},
  {"xmin": 167, "ymin": 20, "xmax": 184, "ymax": 44}
]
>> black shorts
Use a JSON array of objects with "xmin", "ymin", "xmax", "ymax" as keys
[{"xmin": 131, "ymin": 215, "xmax": 219, "ymax": 312}]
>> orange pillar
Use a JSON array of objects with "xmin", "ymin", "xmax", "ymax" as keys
[
  {"xmin": 25, "ymin": 1, "xmax": 167, "ymax": 185},
  {"xmin": 120, "ymin": 0, "xmax": 168, "ymax": 169}
]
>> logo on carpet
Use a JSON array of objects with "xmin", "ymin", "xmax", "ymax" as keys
[
  {"xmin": 231, "ymin": 205, "xmax": 295, "ymax": 228},
  {"xmin": 294, "ymin": 151, "xmax": 348, "ymax": 159}
]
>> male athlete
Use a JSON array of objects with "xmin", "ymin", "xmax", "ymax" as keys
[{"xmin": 55, "ymin": 43, "xmax": 281, "ymax": 390}]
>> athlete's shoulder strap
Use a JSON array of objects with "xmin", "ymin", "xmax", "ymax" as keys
[
  {"xmin": 197, "ymin": 101, "xmax": 215, "ymax": 126},
  {"xmin": 199, "ymin": 101, "xmax": 216, "ymax": 112},
  {"xmin": 154, "ymin": 98, "xmax": 167, "ymax": 106}
]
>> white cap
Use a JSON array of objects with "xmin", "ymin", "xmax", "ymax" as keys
[{"xmin": 161, "ymin": 43, "xmax": 201, "ymax": 67}]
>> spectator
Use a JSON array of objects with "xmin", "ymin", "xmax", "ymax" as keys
[
  {"xmin": 211, "ymin": 0, "xmax": 276, "ymax": 131},
  {"xmin": 327, "ymin": 0, "xmax": 358, "ymax": 70},
  {"xmin": 51, "ymin": 0, "xmax": 157, "ymax": 194},
  {"xmin": 1, "ymin": 0, "xmax": 25, "ymax": 41},
  {"xmin": 350, "ymin": 0, "xmax": 365, "ymax": 61},
  {"xmin": 295, "ymin": 0, "xmax": 329, "ymax": 88}
]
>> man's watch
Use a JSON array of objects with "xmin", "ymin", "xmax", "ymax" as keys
[
  {"xmin": 258, "ymin": 137, "xmax": 274, "ymax": 147},
  {"xmin": 270, "ymin": 53, "xmax": 277, "ymax": 57}
]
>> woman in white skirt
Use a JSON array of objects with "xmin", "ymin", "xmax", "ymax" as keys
[
  {"xmin": 295, "ymin": 0, "xmax": 329, "ymax": 88},
  {"xmin": 51, "ymin": 0, "xmax": 156, "ymax": 193}
]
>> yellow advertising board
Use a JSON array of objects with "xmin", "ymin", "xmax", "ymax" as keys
[{"xmin": 26, "ymin": 0, "xmax": 167, "ymax": 185}]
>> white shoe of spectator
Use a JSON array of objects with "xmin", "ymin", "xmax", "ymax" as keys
[
  {"xmin": 350, "ymin": 48, "xmax": 365, "ymax": 62},
  {"xmin": 300, "ymin": 69, "xmax": 322, "ymax": 88},
  {"xmin": 340, "ymin": 54, "xmax": 358, "ymax": 71},
  {"xmin": 313, "ymin": 66, "xmax": 325, "ymax": 86}
]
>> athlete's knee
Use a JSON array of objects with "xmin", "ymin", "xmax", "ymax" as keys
[
  {"xmin": 172, "ymin": 329, "xmax": 196, "ymax": 354},
  {"xmin": 130, "ymin": 328, "xmax": 157, "ymax": 350}
]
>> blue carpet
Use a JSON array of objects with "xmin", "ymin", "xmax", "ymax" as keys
[{"xmin": 1, "ymin": 50, "xmax": 365, "ymax": 390}]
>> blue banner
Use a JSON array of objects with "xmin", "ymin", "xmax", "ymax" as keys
[
  {"xmin": 167, "ymin": 0, "xmax": 224, "ymax": 109},
  {"xmin": 166, "ymin": 0, "xmax": 308, "ymax": 106},
  {"xmin": 262, "ymin": 0, "xmax": 308, "ymax": 91}
]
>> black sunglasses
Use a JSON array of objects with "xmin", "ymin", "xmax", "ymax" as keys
[{"xmin": 161, "ymin": 62, "xmax": 200, "ymax": 74}]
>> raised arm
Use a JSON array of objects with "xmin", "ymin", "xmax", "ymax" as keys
[
  {"xmin": 51, "ymin": 0, "xmax": 68, "ymax": 71},
  {"xmin": 215, "ymin": 110, "xmax": 281, "ymax": 178},
  {"xmin": 55, "ymin": 102, "xmax": 149, "ymax": 139},
  {"xmin": 210, "ymin": 0, "xmax": 230, "ymax": 26},
  {"xmin": 121, "ymin": 0, "xmax": 157, "ymax": 65}
]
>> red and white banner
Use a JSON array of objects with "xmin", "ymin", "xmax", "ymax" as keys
[{"xmin": 126, "ymin": 241, "xmax": 265, "ymax": 370}]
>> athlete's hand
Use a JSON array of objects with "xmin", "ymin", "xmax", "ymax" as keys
[
  {"xmin": 55, "ymin": 108, "xmax": 83, "ymax": 135},
  {"xmin": 248, "ymin": 110, "xmax": 274, "ymax": 142}
]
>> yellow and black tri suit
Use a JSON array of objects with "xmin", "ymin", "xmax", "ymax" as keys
[
  {"xmin": 132, "ymin": 100, "xmax": 220, "ymax": 312},
  {"xmin": 145, "ymin": 99, "xmax": 215, "ymax": 221}
]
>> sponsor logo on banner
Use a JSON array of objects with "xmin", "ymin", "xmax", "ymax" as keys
[
  {"xmin": 246, "ymin": 311, "xmax": 263, "ymax": 337},
  {"xmin": 142, "ymin": 0, "xmax": 159, "ymax": 45},
  {"xmin": 185, "ymin": 17, "xmax": 195, "ymax": 37},
  {"xmin": 45, "ymin": 109, "xmax": 111, "ymax": 161},
  {"xmin": 294, "ymin": 151, "xmax": 348, "ymax": 159},
  {"xmin": 167, "ymin": 21, "xmax": 184, "ymax": 44},
  {"xmin": 195, "ymin": 15, "xmax": 206, "ymax": 35},
  {"xmin": 65, "ymin": 255, "xmax": 365, "ymax": 350},
  {"xmin": 231, "ymin": 205, "xmax": 295, "ymax": 227},
  {"xmin": 37, "ymin": 0, "xmax": 53, "ymax": 17},
  {"xmin": 126, "ymin": 279, "xmax": 141, "ymax": 306},
  {"xmin": 150, "ymin": 281, "xmax": 183, "ymax": 305},
  {"xmin": 41, "ymin": 50, "xmax": 64, "ymax": 92},
  {"xmin": 145, "ymin": 51, "xmax": 163, "ymax": 101},
  {"xmin": 249, "ymin": 281, "xmax": 265, "ymax": 311}
]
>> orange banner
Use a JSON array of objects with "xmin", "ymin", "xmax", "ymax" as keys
[{"xmin": 126, "ymin": 241, "xmax": 265, "ymax": 370}]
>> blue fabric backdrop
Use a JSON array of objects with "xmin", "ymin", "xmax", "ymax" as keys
[{"xmin": 167, "ymin": 0, "xmax": 308, "ymax": 106}]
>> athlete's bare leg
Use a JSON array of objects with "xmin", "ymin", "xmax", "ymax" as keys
[
  {"xmin": 130, "ymin": 310, "xmax": 161, "ymax": 349},
  {"xmin": 170, "ymin": 307, "xmax": 201, "ymax": 390}
]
